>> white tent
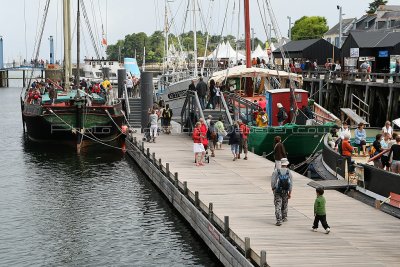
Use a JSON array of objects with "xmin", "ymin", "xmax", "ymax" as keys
[
  {"xmin": 207, "ymin": 41, "xmax": 245, "ymax": 61},
  {"xmin": 251, "ymin": 44, "xmax": 268, "ymax": 60}
]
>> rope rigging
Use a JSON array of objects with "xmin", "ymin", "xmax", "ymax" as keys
[{"xmin": 80, "ymin": 0, "xmax": 101, "ymax": 59}]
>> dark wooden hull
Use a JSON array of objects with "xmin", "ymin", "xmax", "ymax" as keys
[{"xmin": 22, "ymin": 102, "xmax": 125, "ymax": 146}]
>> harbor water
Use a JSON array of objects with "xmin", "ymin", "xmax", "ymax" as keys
[{"xmin": 0, "ymin": 74, "xmax": 220, "ymax": 266}]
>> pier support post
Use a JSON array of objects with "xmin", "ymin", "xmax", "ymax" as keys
[
  {"xmin": 391, "ymin": 89, "xmax": 400, "ymax": 122},
  {"xmin": 147, "ymin": 148, "xmax": 150, "ymax": 158},
  {"xmin": 158, "ymin": 158, "xmax": 162, "ymax": 170},
  {"xmin": 364, "ymin": 85, "xmax": 370, "ymax": 105},
  {"xmin": 133, "ymin": 137, "xmax": 137, "ymax": 145},
  {"xmin": 387, "ymin": 86, "xmax": 394, "ymax": 121},
  {"xmin": 224, "ymin": 216, "xmax": 230, "ymax": 237},
  {"xmin": 344, "ymin": 84, "xmax": 349, "ymax": 108},
  {"xmin": 260, "ymin": 250, "xmax": 267, "ymax": 267},
  {"xmin": 208, "ymin": 203, "xmax": 213, "ymax": 222},
  {"xmin": 325, "ymin": 82, "xmax": 330, "ymax": 108},
  {"xmin": 319, "ymin": 80, "xmax": 323, "ymax": 106},
  {"xmin": 117, "ymin": 69, "xmax": 126, "ymax": 98},
  {"xmin": 23, "ymin": 70, "xmax": 26, "ymax": 88},
  {"xmin": 152, "ymin": 152, "xmax": 156, "ymax": 163},
  {"xmin": 245, "ymin": 237, "xmax": 251, "ymax": 258},
  {"xmin": 195, "ymin": 191, "xmax": 199, "ymax": 207}
]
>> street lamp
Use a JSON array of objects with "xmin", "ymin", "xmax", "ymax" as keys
[
  {"xmin": 337, "ymin": 5, "xmax": 343, "ymax": 48},
  {"xmin": 287, "ymin": 16, "xmax": 293, "ymax": 40}
]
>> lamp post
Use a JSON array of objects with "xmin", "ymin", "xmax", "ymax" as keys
[
  {"xmin": 337, "ymin": 5, "xmax": 343, "ymax": 48},
  {"xmin": 287, "ymin": 16, "xmax": 292, "ymax": 40}
]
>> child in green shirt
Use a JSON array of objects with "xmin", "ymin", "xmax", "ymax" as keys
[{"xmin": 312, "ymin": 188, "xmax": 330, "ymax": 234}]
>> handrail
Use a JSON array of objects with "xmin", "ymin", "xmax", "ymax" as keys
[
  {"xmin": 124, "ymin": 85, "xmax": 130, "ymax": 114},
  {"xmin": 220, "ymin": 92, "xmax": 233, "ymax": 126},
  {"xmin": 180, "ymin": 90, "xmax": 205, "ymax": 134},
  {"xmin": 350, "ymin": 93, "xmax": 369, "ymax": 123}
]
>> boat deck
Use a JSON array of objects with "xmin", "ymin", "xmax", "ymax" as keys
[
  {"xmin": 129, "ymin": 131, "xmax": 400, "ymax": 266},
  {"xmin": 307, "ymin": 179, "xmax": 356, "ymax": 190}
]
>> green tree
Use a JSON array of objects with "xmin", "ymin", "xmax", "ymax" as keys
[
  {"xmin": 367, "ymin": 0, "xmax": 388, "ymax": 14},
  {"xmin": 291, "ymin": 16, "xmax": 329, "ymax": 41}
]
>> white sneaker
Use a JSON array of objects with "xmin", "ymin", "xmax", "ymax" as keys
[
  {"xmin": 312, "ymin": 228, "xmax": 317, "ymax": 232},
  {"xmin": 325, "ymin": 228, "xmax": 330, "ymax": 234}
]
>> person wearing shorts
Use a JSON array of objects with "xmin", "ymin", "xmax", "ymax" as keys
[{"xmin": 389, "ymin": 136, "xmax": 400, "ymax": 173}]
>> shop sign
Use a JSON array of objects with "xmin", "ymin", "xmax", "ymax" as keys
[{"xmin": 350, "ymin": 48, "xmax": 359, "ymax": 58}]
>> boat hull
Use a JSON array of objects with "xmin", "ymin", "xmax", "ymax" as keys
[
  {"xmin": 248, "ymin": 124, "xmax": 333, "ymax": 163},
  {"xmin": 22, "ymin": 103, "xmax": 125, "ymax": 145}
]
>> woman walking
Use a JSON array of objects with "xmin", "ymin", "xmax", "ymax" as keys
[
  {"xmin": 274, "ymin": 136, "xmax": 287, "ymax": 169},
  {"xmin": 193, "ymin": 122, "xmax": 206, "ymax": 166}
]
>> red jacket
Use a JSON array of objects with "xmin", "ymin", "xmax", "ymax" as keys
[
  {"xmin": 341, "ymin": 140, "xmax": 353, "ymax": 157},
  {"xmin": 239, "ymin": 123, "xmax": 250, "ymax": 139},
  {"xmin": 193, "ymin": 128, "xmax": 202, "ymax": 143},
  {"xmin": 200, "ymin": 123, "xmax": 208, "ymax": 146}
]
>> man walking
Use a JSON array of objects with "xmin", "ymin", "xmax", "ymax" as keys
[
  {"xmin": 196, "ymin": 77, "xmax": 208, "ymax": 110},
  {"xmin": 271, "ymin": 158, "xmax": 292, "ymax": 226}
]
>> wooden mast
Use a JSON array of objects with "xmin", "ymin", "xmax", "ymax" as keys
[
  {"xmin": 244, "ymin": 0, "xmax": 253, "ymax": 96},
  {"xmin": 76, "ymin": 0, "xmax": 80, "ymax": 84},
  {"xmin": 63, "ymin": 0, "xmax": 71, "ymax": 89}
]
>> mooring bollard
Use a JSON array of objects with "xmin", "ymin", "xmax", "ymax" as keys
[
  {"xmin": 152, "ymin": 152, "xmax": 156, "ymax": 163},
  {"xmin": 158, "ymin": 158, "xmax": 162, "ymax": 170},
  {"xmin": 262, "ymin": 152, "xmax": 266, "ymax": 158},
  {"xmin": 245, "ymin": 237, "xmax": 251, "ymax": 258},
  {"xmin": 174, "ymin": 172, "xmax": 179, "ymax": 188},
  {"xmin": 224, "ymin": 216, "xmax": 229, "ymax": 237},
  {"xmin": 183, "ymin": 181, "xmax": 188, "ymax": 196},
  {"xmin": 251, "ymin": 147, "xmax": 254, "ymax": 153},
  {"xmin": 146, "ymin": 148, "xmax": 150, "ymax": 158},
  {"xmin": 307, "ymin": 170, "xmax": 311, "ymax": 178},
  {"xmin": 195, "ymin": 191, "xmax": 199, "ymax": 207},
  {"xmin": 209, "ymin": 203, "xmax": 214, "ymax": 222},
  {"xmin": 260, "ymin": 250, "xmax": 267, "ymax": 267},
  {"xmin": 133, "ymin": 137, "xmax": 137, "ymax": 145}
]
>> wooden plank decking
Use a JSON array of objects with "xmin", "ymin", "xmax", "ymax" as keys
[{"xmin": 129, "ymin": 131, "xmax": 400, "ymax": 267}]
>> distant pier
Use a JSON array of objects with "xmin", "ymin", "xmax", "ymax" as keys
[{"xmin": 125, "ymin": 131, "xmax": 400, "ymax": 266}]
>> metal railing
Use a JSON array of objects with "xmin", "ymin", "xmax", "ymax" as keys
[
  {"xmin": 350, "ymin": 93, "xmax": 370, "ymax": 123},
  {"xmin": 224, "ymin": 93, "xmax": 260, "ymax": 125},
  {"xmin": 301, "ymin": 70, "xmax": 400, "ymax": 84},
  {"xmin": 180, "ymin": 90, "xmax": 205, "ymax": 134}
]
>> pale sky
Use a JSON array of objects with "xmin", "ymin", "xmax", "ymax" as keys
[{"xmin": 0, "ymin": 0, "xmax": 375, "ymax": 63}]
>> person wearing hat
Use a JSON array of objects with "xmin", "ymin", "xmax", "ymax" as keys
[
  {"xmin": 277, "ymin": 103, "xmax": 288, "ymax": 126},
  {"xmin": 354, "ymin": 122, "xmax": 367, "ymax": 156},
  {"xmin": 271, "ymin": 158, "xmax": 292, "ymax": 226},
  {"xmin": 206, "ymin": 115, "xmax": 213, "ymax": 127}
]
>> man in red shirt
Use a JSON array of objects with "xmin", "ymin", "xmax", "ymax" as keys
[{"xmin": 238, "ymin": 120, "xmax": 250, "ymax": 160}]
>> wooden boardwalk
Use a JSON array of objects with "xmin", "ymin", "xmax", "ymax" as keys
[{"xmin": 129, "ymin": 131, "xmax": 400, "ymax": 267}]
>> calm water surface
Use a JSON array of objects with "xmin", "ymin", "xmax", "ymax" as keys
[{"xmin": 0, "ymin": 78, "xmax": 219, "ymax": 266}]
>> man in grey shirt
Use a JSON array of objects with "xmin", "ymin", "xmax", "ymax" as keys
[{"xmin": 271, "ymin": 158, "xmax": 293, "ymax": 226}]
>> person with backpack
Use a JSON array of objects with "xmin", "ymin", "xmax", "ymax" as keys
[
  {"xmin": 215, "ymin": 117, "xmax": 226, "ymax": 150},
  {"xmin": 238, "ymin": 120, "xmax": 250, "ymax": 160},
  {"xmin": 227, "ymin": 122, "xmax": 242, "ymax": 161},
  {"xmin": 256, "ymin": 111, "xmax": 268, "ymax": 127},
  {"xmin": 162, "ymin": 104, "xmax": 173, "ymax": 134},
  {"xmin": 277, "ymin": 103, "xmax": 288, "ymax": 126},
  {"xmin": 271, "ymin": 158, "xmax": 292, "ymax": 226},
  {"xmin": 207, "ymin": 121, "xmax": 218, "ymax": 157}
]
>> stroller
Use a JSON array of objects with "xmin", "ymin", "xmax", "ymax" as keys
[{"xmin": 142, "ymin": 123, "xmax": 152, "ymax": 142}]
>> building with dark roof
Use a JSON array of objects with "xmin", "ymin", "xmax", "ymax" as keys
[
  {"xmin": 341, "ymin": 31, "xmax": 400, "ymax": 72},
  {"xmin": 272, "ymin": 38, "xmax": 340, "ymax": 68},
  {"xmin": 323, "ymin": 18, "xmax": 356, "ymax": 47}
]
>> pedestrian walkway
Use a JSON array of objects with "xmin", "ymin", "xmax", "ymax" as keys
[{"xmin": 129, "ymin": 131, "xmax": 400, "ymax": 266}]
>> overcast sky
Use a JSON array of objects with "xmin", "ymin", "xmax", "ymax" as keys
[{"xmin": 1, "ymin": 0, "xmax": 374, "ymax": 63}]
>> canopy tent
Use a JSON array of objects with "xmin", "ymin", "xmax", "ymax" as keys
[
  {"xmin": 210, "ymin": 65, "xmax": 302, "ymax": 84},
  {"xmin": 207, "ymin": 41, "xmax": 245, "ymax": 61},
  {"xmin": 251, "ymin": 44, "xmax": 269, "ymax": 61}
]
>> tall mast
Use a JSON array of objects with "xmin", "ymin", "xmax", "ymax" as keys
[
  {"xmin": 163, "ymin": 0, "xmax": 168, "ymax": 74},
  {"xmin": 63, "ymin": 0, "xmax": 71, "ymax": 89},
  {"xmin": 244, "ymin": 0, "xmax": 251, "ymax": 68},
  {"xmin": 193, "ymin": 0, "xmax": 198, "ymax": 77},
  {"xmin": 76, "ymin": 0, "xmax": 80, "ymax": 85}
]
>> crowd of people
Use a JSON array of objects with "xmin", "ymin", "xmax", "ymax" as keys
[
  {"xmin": 189, "ymin": 78, "xmax": 222, "ymax": 110},
  {"xmin": 327, "ymin": 120, "xmax": 400, "ymax": 174},
  {"xmin": 125, "ymin": 75, "xmax": 140, "ymax": 98}
]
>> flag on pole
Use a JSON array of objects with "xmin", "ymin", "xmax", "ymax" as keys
[{"xmin": 101, "ymin": 25, "xmax": 107, "ymax": 46}]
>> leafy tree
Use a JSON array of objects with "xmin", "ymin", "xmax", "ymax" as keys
[
  {"xmin": 291, "ymin": 16, "xmax": 329, "ymax": 41},
  {"xmin": 367, "ymin": 0, "xmax": 388, "ymax": 14}
]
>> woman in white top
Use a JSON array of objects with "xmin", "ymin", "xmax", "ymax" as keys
[
  {"xmin": 215, "ymin": 83, "xmax": 221, "ymax": 109},
  {"xmin": 339, "ymin": 122, "xmax": 351, "ymax": 139},
  {"xmin": 382, "ymin": 121, "xmax": 393, "ymax": 137}
]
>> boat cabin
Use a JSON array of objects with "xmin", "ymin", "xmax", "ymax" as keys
[{"xmin": 266, "ymin": 88, "xmax": 309, "ymax": 126}]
